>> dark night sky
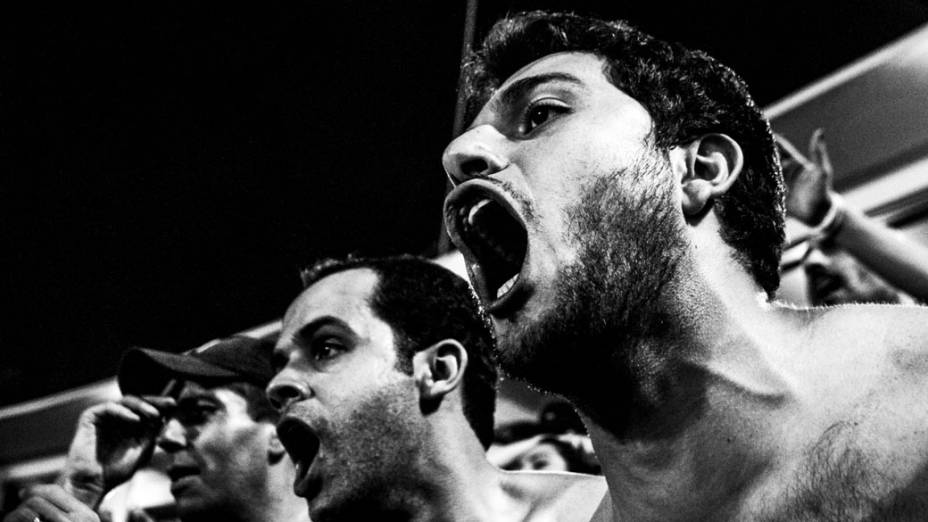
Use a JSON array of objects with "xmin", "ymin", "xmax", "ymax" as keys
[{"xmin": 4, "ymin": 1, "xmax": 928, "ymax": 406}]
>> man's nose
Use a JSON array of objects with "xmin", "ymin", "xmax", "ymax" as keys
[
  {"xmin": 156, "ymin": 417, "xmax": 187, "ymax": 453},
  {"xmin": 266, "ymin": 372, "xmax": 311, "ymax": 412},
  {"xmin": 441, "ymin": 126, "xmax": 509, "ymax": 184}
]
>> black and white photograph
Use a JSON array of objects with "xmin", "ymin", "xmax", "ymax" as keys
[{"xmin": 4, "ymin": 1, "xmax": 928, "ymax": 520}]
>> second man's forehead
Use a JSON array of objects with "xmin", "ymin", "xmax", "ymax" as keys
[{"xmin": 288, "ymin": 268, "xmax": 377, "ymax": 314}]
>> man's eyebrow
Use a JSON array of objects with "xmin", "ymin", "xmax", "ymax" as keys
[
  {"xmin": 289, "ymin": 316, "xmax": 354, "ymax": 346},
  {"xmin": 491, "ymin": 72, "xmax": 585, "ymax": 115},
  {"xmin": 176, "ymin": 390, "xmax": 219, "ymax": 405}
]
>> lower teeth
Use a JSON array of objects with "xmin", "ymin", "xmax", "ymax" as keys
[{"xmin": 497, "ymin": 275, "xmax": 518, "ymax": 299}]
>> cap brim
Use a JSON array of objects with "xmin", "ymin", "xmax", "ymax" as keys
[{"xmin": 118, "ymin": 348, "xmax": 241, "ymax": 396}]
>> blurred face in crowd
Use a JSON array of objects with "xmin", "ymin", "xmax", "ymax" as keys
[
  {"xmin": 803, "ymin": 239, "xmax": 915, "ymax": 306},
  {"xmin": 156, "ymin": 381, "xmax": 276, "ymax": 521},
  {"xmin": 267, "ymin": 268, "xmax": 427, "ymax": 521},
  {"xmin": 509, "ymin": 441, "xmax": 570, "ymax": 472}
]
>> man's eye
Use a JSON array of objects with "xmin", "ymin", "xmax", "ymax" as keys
[
  {"xmin": 522, "ymin": 101, "xmax": 567, "ymax": 134},
  {"xmin": 312, "ymin": 339, "xmax": 345, "ymax": 362},
  {"xmin": 176, "ymin": 403, "xmax": 217, "ymax": 424}
]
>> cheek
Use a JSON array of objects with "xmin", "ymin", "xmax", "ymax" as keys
[
  {"xmin": 197, "ymin": 424, "xmax": 267, "ymax": 473},
  {"xmin": 323, "ymin": 381, "xmax": 418, "ymax": 443}
]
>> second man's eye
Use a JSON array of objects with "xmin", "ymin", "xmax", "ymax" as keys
[{"xmin": 175, "ymin": 402, "xmax": 218, "ymax": 425}]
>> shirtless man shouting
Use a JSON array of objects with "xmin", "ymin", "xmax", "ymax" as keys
[{"xmin": 442, "ymin": 11, "xmax": 928, "ymax": 520}]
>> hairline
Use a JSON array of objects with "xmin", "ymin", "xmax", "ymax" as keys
[{"xmin": 300, "ymin": 265, "xmax": 415, "ymax": 372}]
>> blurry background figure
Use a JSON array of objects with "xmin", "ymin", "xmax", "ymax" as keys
[
  {"xmin": 777, "ymin": 130, "xmax": 928, "ymax": 305},
  {"xmin": 489, "ymin": 402, "xmax": 601, "ymax": 475},
  {"xmin": 3, "ymin": 336, "xmax": 306, "ymax": 522},
  {"xmin": 801, "ymin": 237, "xmax": 917, "ymax": 306}
]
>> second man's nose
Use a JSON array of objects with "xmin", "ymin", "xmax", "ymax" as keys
[{"xmin": 156, "ymin": 417, "xmax": 187, "ymax": 453}]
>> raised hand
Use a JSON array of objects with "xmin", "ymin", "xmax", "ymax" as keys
[
  {"xmin": 3, "ymin": 484, "xmax": 101, "ymax": 522},
  {"xmin": 778, "ymin": 129, "xmax": 834, "ymax": 225},
  {"xmin": 58, "ymin": 395, "xmax": 175, "ymax": 508}
]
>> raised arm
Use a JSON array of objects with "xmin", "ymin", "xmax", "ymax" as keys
[
  {"xmin": 57, "ymin": 395, "xmax": 175, "ymax": 509},
  {"xmin": 778, "ymin": 130, "xmax": 928, "ymax": 302}
]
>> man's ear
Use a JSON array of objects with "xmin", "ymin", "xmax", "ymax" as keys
[
  {"xmin": 267, "ymin": 428, "xmax": 287, "ymax": 463},
  {"xmin": 680, "ymin": 133, "xmax": 744, "ymax": 216},
  {"xmin": 412, "ymin": 339, "xmax": 468, "ymax": 401}
]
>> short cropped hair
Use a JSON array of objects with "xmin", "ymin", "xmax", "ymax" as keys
[
  {"xmin": 461, "ymin": 11, "xmax": 786, "ymax": 297},
  {"xmin": 300, "ymin": 255, "xmax": 498, "ymax": 448}
]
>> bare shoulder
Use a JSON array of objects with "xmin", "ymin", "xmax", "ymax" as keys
[
  {"xmin": 806, "ymin": 302, "xmax": 928, "ymax": 337},
  {"xmin": 790, "ymin": 303, "xmax": 928, "ymax": 420},
  {"xmin": 755, "ymin": 304, "xmax": 928, "ymax": 519},
  {"xmin": 502, "ymin": 470, "xmax": 607, "ymax": 522},
  {"xmin": 801, "ymin": 304, "xmax": 928, "ymax": 373}
]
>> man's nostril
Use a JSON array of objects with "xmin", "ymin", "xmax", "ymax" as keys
[
  {"xmin": 462, "ymin": 158, "xmax": 490, "ymax": 177},
  {"xmin": 268, "ymin": 381, "xmax": 308, "ymax": 411}
]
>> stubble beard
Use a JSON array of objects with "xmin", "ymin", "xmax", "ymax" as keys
[
  {"xmin": 309, "ymin": 380, "xmax": 428, "ymax": 522},
  {"xmin": 498, "ymin": 151, "xmax": 690, "ymax": 437}
]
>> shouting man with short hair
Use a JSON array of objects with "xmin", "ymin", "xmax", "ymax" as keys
[{"xmin": 267, "ymin": 255, "xmax": 605, "ymax": 522}]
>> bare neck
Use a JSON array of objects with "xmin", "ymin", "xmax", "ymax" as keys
[
  {"xmin": 364, "ymin": 412, "xmax": 542, "ymax": 522},
  {"xmin": 585, "ymin": 220, "xmax": 799, "ymax": 521}
]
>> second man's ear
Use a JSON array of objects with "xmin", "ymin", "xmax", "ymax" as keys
[
  {"xmin": 412, "ymin": 339, "xmax": 468, "ymax": 400},
  {"xmin": 680, "ymin": 133, "xmax": 744, "ymax": 216}
]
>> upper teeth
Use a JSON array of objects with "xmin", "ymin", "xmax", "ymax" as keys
[
  {"xmin": 466, "ymin": 198, "xmax": 492, "ymax": 227},
  {"xmin": 497, "ymin": 274, "xmax": 518, "ymax": 299}
]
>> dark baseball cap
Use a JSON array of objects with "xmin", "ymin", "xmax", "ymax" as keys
[{"xmin": 118, "ymin": 335, "xmax": 277, "ymax": 396}]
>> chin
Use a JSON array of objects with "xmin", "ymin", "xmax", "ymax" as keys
[
  {"xmin": 491, "ymin": 300, "xmax": 554, "ymax": 369},
  {"xmin": 306, "ymin": 488, "xmax": 371, "ymax": 522},
  {"xmin": 173, "ymin": 497, "xmax": 212, "ymax": 520}
]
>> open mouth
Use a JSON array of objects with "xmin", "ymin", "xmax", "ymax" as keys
[
  {"xmin": 167, "ymin": 465, "xmax": 198, "ymax": 483},
  {"xmin": 444, "ymin": 182, "xmax": 528, "ymax": 313},
  {"xmin": 167, "ymin": 463, "xmax": 200, "ymax": 495},
  {"xmin": 276, "ymin": 417, "xmax": 321, "ymax": 495}
]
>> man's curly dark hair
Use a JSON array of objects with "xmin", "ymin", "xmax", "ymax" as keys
[
  {"xmin": 300, "ymin": 254, "xmax": 498, "ymax": 448},
  {"xmin": 461, "ymin": 11, "xmax": 785, "ymax": 297}
]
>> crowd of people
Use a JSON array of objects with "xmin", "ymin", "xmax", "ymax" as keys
[{"xmin": 6, "ymin": 9, "xmax": 928, "ymax": 522}]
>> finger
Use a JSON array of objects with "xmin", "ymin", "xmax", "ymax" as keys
[
  {"xmin": 119, "ymin": 396, "xmax": 165, "ymax": 420},
  {"xmin": 139, "ymin": 395, "xmax": 177, "ymax": 413},
  {"xmin": 85, "ymin": 402, "xmax": 143, "ymax": 424},
  {"xmin": 81, "ymin": 402, "xmax": 141, "ymax": 426},
  {"xmin": 20, "ymin": 495, "xmax": 71, "ymax": 522},
  {"xmin": 809, "ymin": 128, "xmax": 833, "ymax": 179},
  {"xmin": 26, "ymin": 484, "xmax": 94, "ymax": 514},
  {"xmin": 3, "ymin": 505, "xmax": 41, "ymax": 522},
  {"xmin": 808, "ymin": 127, "xmax": 824, "ymax": 158}
]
